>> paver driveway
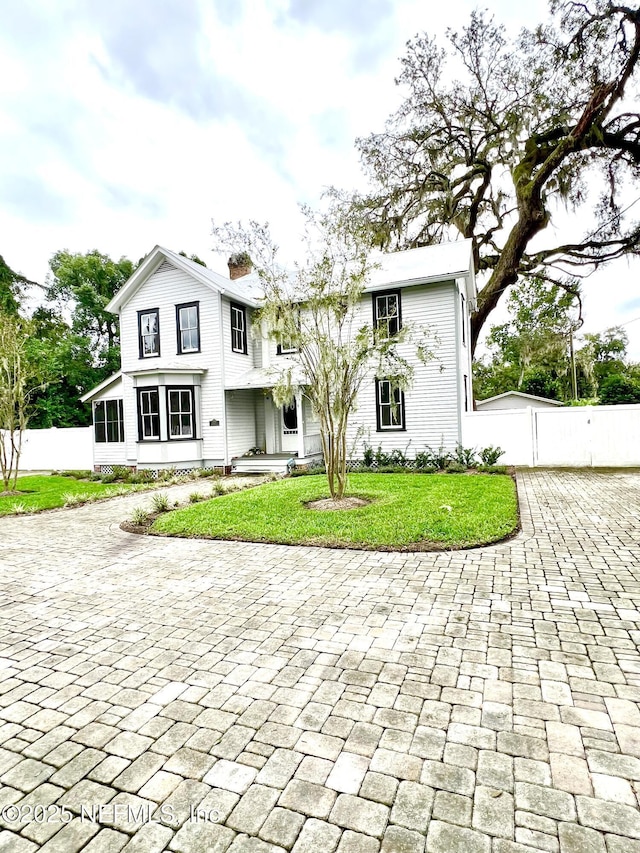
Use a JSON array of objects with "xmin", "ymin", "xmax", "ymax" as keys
[{"xmin": 0, "ymin": 469, "xmax": 640, "ymax": 853}]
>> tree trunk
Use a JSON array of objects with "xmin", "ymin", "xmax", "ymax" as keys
[{"xmin": 470, "ymin": 199, "xmax": 548, "ymax": 354}]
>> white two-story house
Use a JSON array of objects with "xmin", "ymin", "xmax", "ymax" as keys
[{"xmin": 81, "ymin": 242, "xmax": 476, "ymax": 474}]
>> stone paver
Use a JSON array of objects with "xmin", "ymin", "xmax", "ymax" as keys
[{"xmin": 1, "ymin": 470, "xmax": 640, "ymax": 850}]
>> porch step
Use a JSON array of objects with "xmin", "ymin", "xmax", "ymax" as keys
[{"xmin": 231, "ymin": 457, "xmax": 294, "ymax": 474}]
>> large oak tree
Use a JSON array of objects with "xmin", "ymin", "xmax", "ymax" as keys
[{"xmin": 341, "ymin": 1, "xmax": 640, "ymax": 353}]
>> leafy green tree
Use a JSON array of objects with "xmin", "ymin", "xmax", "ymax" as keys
[
  {"xmin": 519, "ymin": 369, "xmax": 563, "ymax": 401},
  {"xmin": 599, "ymin": 373, "xmax": 640, "ymax": 404},
  {"xmin": 474, "ymin": 277, "xmax": 584, "ymax": 400},
  {"xmin": 0, "ymin": 254, "xmax": 39, "ymax": 316},
  {"xmin": 339, "ymin": 2, "xmax": 640, "ymax": 352},
  {"xmin": 46, "ymin": 250, "xmax": 134, "ymax": 377},
  {"xmin": 582, "ymin": 327, "xmax": 629, "ymax": 386},
  {"xmin": 26, "ymin": 308, "xmax": 95, "ymax": 428}
]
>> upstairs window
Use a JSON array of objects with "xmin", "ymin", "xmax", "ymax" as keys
[
  {"xmin": 176, "ymin": 302, "xmax": 200, "ymax": 354},
  {"xmin": 376, "ymin": 379, "xmax": 405, "ymax": 431},
  {"xmin": 137, "ymin": 389, "xmax": 160, "ymax": 440},
  {"xmin": 94, "ymin": 400, "xmax": 124, "ymax": 443},
  {"xmin": 139, "ymin": 309, "xmax": 160, "ymax": 358},
  {"xmin": 277, "ymin": 337, "xmax": 297, "ymax": 355},
  {"xmin": 231, "ymin": 303, "xmax": 247, "ymax": 354},
  {"xmin": 373, "ymin": 291, "xmax": 401, "ymax": 338},
  {"xmin": 168, "ymin": 388, "xmax": 195, "ymax": 439}
]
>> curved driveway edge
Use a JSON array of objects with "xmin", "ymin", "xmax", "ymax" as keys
[{"xmin": 0, "ymin": 469, "xmax": 639, "ymax": 851}]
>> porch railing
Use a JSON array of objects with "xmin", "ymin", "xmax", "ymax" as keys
[{"xmin": 303, "ymin": 432, "xmax": 323, "ymax": 457}]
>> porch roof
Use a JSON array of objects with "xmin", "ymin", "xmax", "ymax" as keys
[{"xmin": 225, "ymin": 367, "xmax": 305, "ymax": 390}]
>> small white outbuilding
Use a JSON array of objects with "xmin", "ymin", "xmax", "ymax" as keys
[{"xmin": 475, "ymin": 391, "xmax": 562, "ymax": 411}]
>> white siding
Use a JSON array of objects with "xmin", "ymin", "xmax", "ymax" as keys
[
  {"xmin": 347, "ymin": 282, "xmax": 460, "ymax": 457},
  {"xmin": 255, "ymin": 392, "xmax": 266, "ymax": 450},
  {"xmin": 91, "ymin": 376, "xmax": 128, "ymax": 467},
  {"xmin": 456, "ymin": 280, "xmax": 474, "ymax": 420},
  {"xmin": 302, "ymin": 395, "xmax": 320, "ymax": 432},
  {"xmin": 123, "ymin": 373, "xmax": 138, "ymax": 465},
  {"xmin": 221, "ymin": 296, "xmax": 255, "ymax": 383},
  {"xmin": 119, "ymin": 260, "xmax": 226, "ymax": 464},
  {"xmin": 226, "ymin": 390, "xmax": 258, "ymax": 459},
  {"xmin": 253, "ymin": 334, "xmax": 263, "ymax": 368}
]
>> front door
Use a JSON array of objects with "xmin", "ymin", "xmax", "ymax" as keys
[{"xmin": 281, "ymin": 400, "xmax": 298, "ymax": 453}]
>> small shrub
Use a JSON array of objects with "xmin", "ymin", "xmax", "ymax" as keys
[
  {"xmin": 101, "ymin": 473, "xmax": 117, "ymax": 484},
  {"xmin": 414, "ymin": 450, "xmax": 434, "ymax": 469},
  {"xmin": 130, "ymin": 469, "xmax": 154, "ymax": 484},
  {"xmin": 479, "ymin": 445, "xmax": 504, "ymax": 466},
  {"xmin": 445, "ymin": 462, "xmax": 467, "ymax": 473},
  {"xmin": 477, "ymin": 464, "xmax": 508, "ymax": 475},
  {"xmin": 362, "ymin": 444, "xmax": 375, "ymax": 467},
  {"xmin": 151, "ymin": 492, "xmax": 170, "ymax": 513},
  {"xmin": 389, "ymin": 448, "xmax": 408, "ymax": 466},
  {"xmin": 89, "ymin": 473, "xmax": 102, "ymax": 481},
  {"xmin": 60, "ymin": 469, "xmax": 91, "ymax": 479},
  {"xmin": 419, "ymin": 444, "xmax": 453, "ymax": 469},
  {"xmin": 210, "ymin": 482, "xmax": 226, "ymax": 497},
  {"xmin": 112, "ymin": 465, "xmax": 132, "ymax": 481},
  {"xmin": 130, "ymin": 507, "xmax": 150, "ymax": 526},
  {"xmin": 189, "ymin": 492, "xmax": 203, "ymax": 503},
  {"xmin": 63, "ymin": 492, "xmax": 92, "ymax": 507},
  {"xmin": 158, "ymin": 467, "xmax": 176, "ymax": 482},
  {"xmin": 454, "ymin": 443, "xmax": 478, "ymax": 468},
  {"xmin": 374, "ymin": 446, "xmax": 392, "ymax": 467}
]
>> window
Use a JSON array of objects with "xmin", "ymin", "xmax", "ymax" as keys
[
  {"xmin": 373, "ymin": 291, "xmax": 401, "ymax": 338},
  {"xmin": 461, "ymin": 294, "xmax": 466, "ymax": 346},
  {"xmin": 176, "ymin": 302, "xmax": 200, "ymax": 353},
  {"xmin": 277, "ymin": 338, "xmax": 297, "ymax": 355},
  {"xmin": 168, "ymin": 388, "xmax": 195, "ymax": 439},
  {"xmin": 282, "ymin": 401, "xmax": 298, "ymax": 434},
  {"xmin": 464, "ymin": 375, "xmax": 469, "ymax": 412},
  {"xmin": 94, "ymin": 400, "xmax": 124, "ymax": 443},
  {"xmin": 139, "ymin": 309, "xmax": 160, "ymax": 358},
  {"xmin": 376, "ymin": 379, "xmax": 406, "ymax": 431},
  {"xmin": 137, "ymin": 389, "xmax": 160, "ymax": 440},
  {"xmin": 230, "ymin": 303, "xmax": 247, "ymax": 354}
]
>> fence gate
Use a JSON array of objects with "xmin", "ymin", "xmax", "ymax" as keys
[{"xmin": 534, "ymin": 409, "xmax": 592, "ymax": 466}]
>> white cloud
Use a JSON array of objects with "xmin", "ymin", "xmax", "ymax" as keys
[{"xmin": 0, "ymin": 0, "xmax": 638, "ymax": 358}]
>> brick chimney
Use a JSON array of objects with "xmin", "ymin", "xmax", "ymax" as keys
[{"xmin": 228, "ymin": 252, "xmax": 253, "ymax": 280}]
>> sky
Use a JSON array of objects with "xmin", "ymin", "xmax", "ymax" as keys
[{"xmin": 1, "ymin": 0, "xmax": 639, "ymax": 358}]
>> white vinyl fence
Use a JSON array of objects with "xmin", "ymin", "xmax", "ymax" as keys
[
  {"xmin": 463, "ymin": 404, "xmax": 640, "ymax": 467},
  {"xmin": 1, "ymin": 427, "xmax": 93, "ymax": 472}
]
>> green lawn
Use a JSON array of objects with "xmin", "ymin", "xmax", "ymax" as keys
[
  {"xmin": 0, "ymin": 475, "xmax": 136, "ymax": 516},
  {"xmin": 152, "ymin": 473, "xmax": 518, "ymax": 549}
]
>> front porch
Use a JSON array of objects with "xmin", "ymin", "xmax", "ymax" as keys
[{"xmin": 225, "ymin": 385, "xmax": 323, "ymax": 473}]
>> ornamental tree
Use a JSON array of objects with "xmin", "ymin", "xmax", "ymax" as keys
[
  {"xmin": 213, "ymin": 211, "xmax": 431, "ymax": 500},
  {"xmin": 0, "ymin": 312, "xmax": 42, "ymax": 493}
]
